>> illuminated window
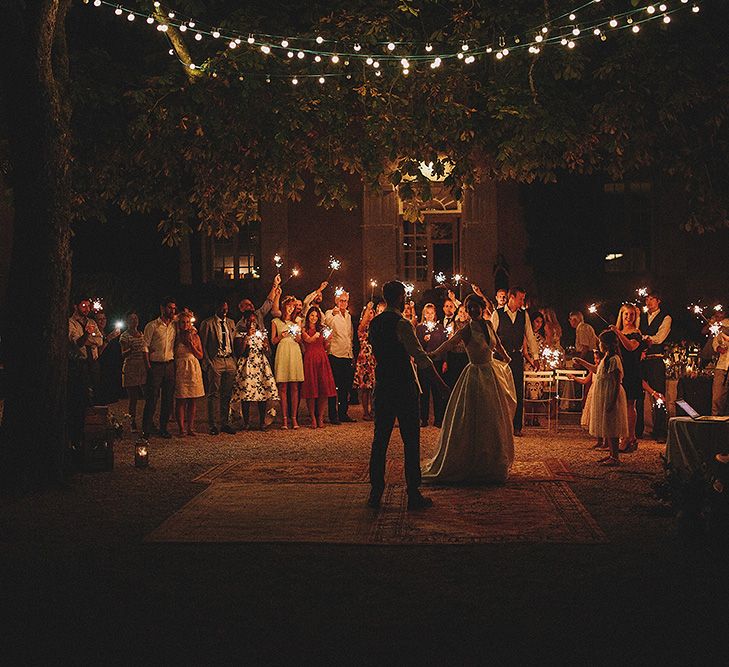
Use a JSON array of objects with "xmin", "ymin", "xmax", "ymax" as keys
[{"xmin": 212, "ymin": 222, "xmax": 261, "ymax": 281}]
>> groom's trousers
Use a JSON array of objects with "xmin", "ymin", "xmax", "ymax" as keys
[
  {"xmin": 369, "ymin": 383, "xmax": 422, "ymax": 496},
  {"xmin": 508, "ymin": 355, "xmax": 524, "ymax": 433}
]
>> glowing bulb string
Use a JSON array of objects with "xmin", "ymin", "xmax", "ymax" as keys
[{"xmin": 87, "ymin": 0, "xmax": 701, "ymax": 71}]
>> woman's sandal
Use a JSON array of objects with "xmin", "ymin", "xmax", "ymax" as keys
[{"xmin": 598, "ymin": 456, "xmax": 620, "ymax": 466}]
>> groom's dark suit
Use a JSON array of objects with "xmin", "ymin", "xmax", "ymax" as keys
[{"xmin": 368, "ymin": 307, "xmax": 436, "ymax": 497}]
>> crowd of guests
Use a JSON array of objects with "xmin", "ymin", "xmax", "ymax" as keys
[{"xmin": 67, "ymin": 275, "xmax": 729, "ymax": 466}]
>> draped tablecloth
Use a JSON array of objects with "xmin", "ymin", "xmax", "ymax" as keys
[{"xmin": 665, "ymin": 417, "xmax": 729, "ymax": 479}]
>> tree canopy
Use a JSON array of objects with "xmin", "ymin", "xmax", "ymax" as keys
[{"xmin": 69, "ymin": 0, "xmax": 729, "ymax": 239}]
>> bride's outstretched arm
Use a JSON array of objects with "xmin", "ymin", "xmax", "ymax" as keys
[{"xmin": 429, "ymin": 328, "xmax": 464, "ymax": 358}]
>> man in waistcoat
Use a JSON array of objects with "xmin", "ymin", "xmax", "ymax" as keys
[
  {"xmin": 491, "ymin": 287, "xmax": 540, "ymax": 436},
  {"xmin": 641, "ymin": 291, "xmax": 672, "ymax": 441},
  {"xmin": 367, "ymin": 281, "xmax": 448, "ymax": 510}
]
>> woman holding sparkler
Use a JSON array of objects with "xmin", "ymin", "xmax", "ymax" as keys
[
  {"xmin": 416, "ymin": 303, "xmax": 447, "ymax": 428},
  {"xmin": 354, "ymin": 302, "xmax": 377, "ymax": 421},
  {"xmin": 422, "ymin": 294, "xmax": 516, "ymax": 484},
  {"xmin": 610, "ymin": 304, "xmax": 645, "ymax": 451},
  {"xmin": 232, "ymin": 310, "xmax": 279, "ymax": 431},
  {"xmin": 301, "ymin": 307, "xmax": 337, "ymax": 428},
  {"xmin": 173, "ymin": 311, "xmax": 205, "ymax": 436},
  {"xmin": 272, "ymin": 296, "xmax": 305, "ymax": 429}
]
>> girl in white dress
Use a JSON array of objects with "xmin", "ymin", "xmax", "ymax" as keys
[
  {"xmin": 422, "ymin": 294, "xmax": 517, "ymax": 484},
  {"xmin": 576, "ymin": 330, "xmax": 628, "ymax": 466}
]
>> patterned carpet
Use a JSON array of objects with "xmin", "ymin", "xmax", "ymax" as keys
[{"xmin": 149, "ymin": 461, "xmax": 605, "ymax": 545}]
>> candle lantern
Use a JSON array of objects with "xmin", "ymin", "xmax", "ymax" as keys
[{"xmin": 135, "ymin": 438, "xmax": 150, "ymax": 469}]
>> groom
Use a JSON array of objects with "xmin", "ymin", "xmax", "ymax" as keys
[{"xmin": 367, "ymin": 281, "xmax": 449, "ymax": 510}]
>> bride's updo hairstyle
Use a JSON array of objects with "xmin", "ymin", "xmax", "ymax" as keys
[{"xmin": 462, "ymin": 294, "xmax": 491, "ymax": 346}]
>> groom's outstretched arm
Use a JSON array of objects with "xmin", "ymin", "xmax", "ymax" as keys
[{"xmin": 397, "ymin": 319, "xmax": 449, "ymax": 396}]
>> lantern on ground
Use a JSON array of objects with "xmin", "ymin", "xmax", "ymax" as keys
[{"xmin": 135, "ymin": 437, "xmax": 150, "ymax": 468}]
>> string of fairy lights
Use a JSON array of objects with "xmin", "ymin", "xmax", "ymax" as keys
[{"xmin": 86, "ymin": 0, "xmax": 705, "ymax": 83}]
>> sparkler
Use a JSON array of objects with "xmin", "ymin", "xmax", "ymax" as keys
[
  {"xmin": 326, "ymin": 257, "xmax": 341, "ymax": 281},
  {"xmin": 334, "ymin": 286, "xmax": 345, "ymax": 298},
  {"xmin": 709, "ymin": 322, "xmax": 721, "ymax": 337},
  {"xmin": 714, "ymin": 304, "xmax": 724, "ymax": 312},
  {"xmin": 254, "ymin": 329, "xmax": 267, "ymax": 340},
  {"xmin": 114, "ymin": 320, "xmax": 125, "ymax": 330},
  {"xmin": 321, "ymin": 326, "xmax": 332, "ymax": 339},
  {"xmin": 445, "ymin": 324, "xmax": 454, "ymax": 337},
  {"xmin": 587, "ymin": 303, "xmax": 610, "ymax": 326},
  {"xmin": 688, "ymin": 304, "xmax": 710, "ymax": 324},
  {"xmin": 369, "ymin": 279, "xmax": 377, "ymax": 301},
  {"xmin": 434, "ymin": 271, "xmax": 447, "ymax": 286},
  {"xmin": 273, "ymin": 254, "xmax": 283, "ymax": 272},
  {"xmin": 282, "ymin": 266, "xmax": 300, "ymax": 285},
  {"xmin": 540, "ymin": 346, "xmax": 564, "ymax": 370},
  {"xmin": 91, "ymin": 298, "xmax": 103, "ymax": 312},
  {"xmin": 636, "ymin": 287, "xmax": 649, "ymax": 299},
  {"xmin": 288, "ymin": 323, "xmax": 301, "ymax": 337},
  {"xmin": 404, "ymin": 283, "xmax": 415, "ymax": 299},
  {"xmin": 424, "ymin": 321, "xmax": 436, "ymax": 333}
]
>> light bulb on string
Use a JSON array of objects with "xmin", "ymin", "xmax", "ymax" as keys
[
  {"xmin": 178, "ymin": 23, "xmax": 186, "ymax": 31},
  {"xmin": 212, "ymin": 29, "xmax": 220, "ymax": 38},
  {"xmin": 366, "ymin": 57, "xmax": 373, "ymax": 65},
  {"xmin": 609, "ymin": 18, "xmax": 618, "ymax": 27},
  {"xmin": 400, "ymin": 58, "xmax": 409, "ymax": 68},
  {"xmin": 572, "ymin": 27, "xmax": 580, "ymax": 36},
  {"xmin": 229, "ymin": 41, "xmax": 237, "ymax": 49},
  {"xmin": 146, "ymin": 15, "xmax": 153, "ymax": 23},
  {"xmin": 287, "ymin": 51, "xmax": 294, "ymax": 58},
  {"xmin": 627, "ymin": 17, "xmax": 633, "ymax": 24},
  {"xmin": 157, "ymin": 24, "xmax": 169, "ymax": 32},
  {"xmin": 127, "ymin": 13, "xmax": 135, "ymax": 21},
  {"xmin": 93, "ymin": 0, "xmax": 101, "ymax": 6},
  {"xmin": 316, "ymin": 35, "xmax": 324, "ymax": 44},
  {"xmin": 292, "ymin": 77, "xmax": 298, "ymax": 85},
  {"xmin": 425, "ymin": 43, "xmax": 433, "ymax": 52},
  {"xmin": 663, "ymin": 15, "xmax": 671, "ymax": 23},
  {"xmin": 486, "ymin": 47, "xmax": 493, "ymax": 53},
  {"xmin": 319, "ymin": 76, "xmax": 325, "ymax": 84},
  {"xmin": 354, "ymin": 43, "xmax": 361, "ymax": 51},
  {"xmin": 375, "ymin": 70, "xmax": 381, "ymax": 77},
  {"xmin": 457, "ymin": 52, "xmax": 464, "ymax": 60},
  {"xmin": 568, "ymin": 40, "xmax": 576, "ymax": 48},
  {"xmin": 541, "ymin": 26, "xmax": 548, "ymax": 33},
  {"xmin": 373, "ymin": 60, "xmax": 380, "ymax": 68},
  {"xmin": 331, "ymin": 54, "xmax": 339, "ymax": 63},
  {"xmin": 403, "ymin": 68, "xmax": 409, "ymax": 75},
  {"xmin": 297, "ymin": 51, "xmax": 305, "ymax": 59},
  {"xmin": 502, "ymin": 48, "xmax": 509, "ymax": 56},
  {"xmin": 632, "ymin": 25, "xmax": 640, "ymax": 33},
  {"xmin": 647, "ymin": 5, "xmax": 656, "ymax": 14},
  {"xmin": 496, "ymin": 51, "xmax": 503, "ymax": 60},
  {"xmin": 281, "ymin": 39, "xmax": 289, "ymax": 48},
  {"xmin": 247, "ymin": 34, "xmax": 255, "ymax": 44},
  {"xmin": 167, "ymin": 12, "xmax": 175, "ymax": 19},
  {"xmin": 153, "ymin": 1, "xmax": 160, "ymax": 6},
  {"xmin": 535, "ymin": 34, "xmax": 543, "ymax": 42},
  {"xmin": 194, "ymin": 33, "xmax": 202, "ymax": 40},
  {"xmin": 659, "ymin": 3, "xmax": 667, "ymax": 10},
  {"xmin": 314, "ymin": 55, "xmax": 321, "ymax": 62},
  {"xmin": 115, "ymin": 7, "xmax": 123, "ymax": 16},
  {"xmin": 593, "ymin": 28, "xmax": 601, "ymax": 35},
  {"xmin": 560, "ymin": 37, "xmax": 568, "ymax": 45},
  {"xmin": 387, "ymin": 42, "xmax": 396, "ymax": 51},
  {"xmin": 692, "ymin": 5, "xmax": 700, "ymax": 12},
  {"xmin": 569, "ymin": 13, "xmax": 576, "ymax": 21},
  {"xmin": 188, "ymin": 20, "xmax": 195, "ymax": 28},
  {"xmin": 461, "ymin": 43, "xmax": 469, "ymax": 51},
  {"xmin": 261, "ymin": 45, "xmax": 271, "ymax": 54}
]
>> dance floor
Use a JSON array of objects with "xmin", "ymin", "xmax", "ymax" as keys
[{"xmin": 148, "ymin": 458, "xmax": 605, "ymax": 545}]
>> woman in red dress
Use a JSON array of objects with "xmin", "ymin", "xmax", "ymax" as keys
[{"xmin": 301, "ymin": 307, "xmax": 337, "ymax": 428}]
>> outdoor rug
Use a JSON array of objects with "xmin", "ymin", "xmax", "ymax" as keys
[
  {"xmin": 147, "ymin": 480, "xmax": 606, "ymax": 545},
  {"xmin": 192, "ymin": 458, "xmax": 574, "ymax": 485}
]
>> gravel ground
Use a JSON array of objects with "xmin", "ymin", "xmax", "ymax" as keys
[{"xmin": 1, "ymin": 401, "xmax": 726, "ymax": 664}]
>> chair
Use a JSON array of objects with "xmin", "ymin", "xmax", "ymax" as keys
[
  {"xmin": 523, "ymin": 370, "xmax": 555, "ymax": 431},
  {"xmin": 554, "ymin": 369, "xmax": 588, "ymax": 431}
]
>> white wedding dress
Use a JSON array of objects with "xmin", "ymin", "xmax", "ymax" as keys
[{"xmin": 422, "ymin": 320, "xmax": 517, "ymax": 484}]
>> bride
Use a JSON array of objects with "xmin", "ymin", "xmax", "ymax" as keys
[{"xmin": 422, "ymin": 294, "xmax": 517, "ymax": 484}]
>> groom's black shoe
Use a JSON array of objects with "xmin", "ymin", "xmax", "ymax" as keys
[
  {"xmin": 407, "ymin": 493, "xmax": 433, "ymax": 511},
  {"xmin": 366, "ymin": 491, "xmax": 383, "ymax": 509}
]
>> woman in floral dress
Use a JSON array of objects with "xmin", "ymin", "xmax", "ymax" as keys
[
  {"xmin": 232, "ymin": 310, "xmax": 279, "ymax": 431},
  {"xmin": 354, "ymin": 301, "xmax": 377, "ymax": 420}
]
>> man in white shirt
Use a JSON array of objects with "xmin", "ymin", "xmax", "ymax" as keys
[
  {"xmin": 303, "ymin": 281, "xmax": 329, "ymax": 314},
  {"xmin": 324, "ymin": 290, "xmax": 356, "ymax": 424},
  {"xmin": 568, "ymin": 311, "xmax": 599, "ymax": 361},
  {"xmin": 712, "ymin": 316, "xmax": 729, "ymax": 415},
  {"xmin": 640, "ymin": 291, "xmax": 672, "ymax": 440},
  {"xmin": 200, "ymin": 300, "xmax": 237, "ymax": 435},
  {"xmin": 142, "ymin": 296, "xmax": 177, "ymax": 439},
  {"xmin": 491, "ymin": 288, "xmax": 540, "ymax": 435}
]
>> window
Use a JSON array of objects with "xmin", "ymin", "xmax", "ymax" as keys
[
  {"xmin": 212, "ymin": 222, "xmax": 261, "ymax": 281},
  {"xmin": 401, "ymin": 215, "xmax": 460, "ymax": 287},
  {"xmin": 602, "ymin": 181, "xmax": 651, "ymax": 274}
]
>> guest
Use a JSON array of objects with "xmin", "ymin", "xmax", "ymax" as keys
[
  {"xmin": 200, "ymin": 300, "xmax": 237, "ymax": 435},
  {"xmin": 324, "ymin": 290, "xmax": 356, "ymax": 424},
  {"xmin": 441, "ymin": 296, "xmax": 457, "ymax": 329},
  {"xmin": 67, "ymin": 298, "xmax": 104, "ymax": 443},
  {"xmin": 541, "ymin": 308, "xmax": 563, "ymax": 350},
  {"xmin": 236, "ymin": 273, "xmax": 282, "ymax": 334},
  {"xmin": 712, "ymin": 313, "xmax": 729, "ymax": 415},
  {"xmin": 610, "ymin": 304, "xmax": 645, "ymax": 451},
  {"xmin": 301, "ymin": 306, "xmax": 337, "ymax": 428},
  {"xmin": 491, "ymin": 287, "xmax": 540, "ymax": 436},
  {"xmin": 525, "ymin": 310, "xmax": 547, "ymax": 427},
  {"xmin": 293, "ymin": 298, "xmax": 304, "ymax": 326},
  {"xmin": 640, "ymin": 291, "xmax": 671, "ymax": 441},
  {"xmin": 354, "ymin": 302, "xmax": 377, "ymax": 421},
  {"xmin": 402, "ymin": 299, "xmax": 417, "ymax": 329},
  {"xmin": 142, "ymin": 296, "xmax": 177, "ymax": 439},
  {"xmin": 575, "ymin": 349, "xmax": 605, "ymax": 450},
  {"xmin": 444, "ymin": 303, "xmax": 470, "ymax": 388},
  {"xmin": 120, "ymin": 311, "xmax": 148, "ymax": 431},
  {"xmin": 232, "ymin": 310, "xmax": 279, "ymax": 430},
  {"xmin": 91, "ymin": 310, "xmax": 122, "ymax": 405},
  {"xmin": 530, "ymin": 311, "xmax": 547, "ymax": 351},
  {"xmin": 569, "ymin": 311, "xmax": 598, "ymax": 361},
  {"xmin": 495, "ymin": 289, "xmax": 508, "ymax": 309},
  {"xmin": 375, "ymin": 301, "xmax": 386, "ymax": 316},
  {"xmin": 575, "ymin": 330, "xmax": 629, "ymax": 466},
  {"xmin": 272, "ymin": 296, "xmax": 305, "ymax": 429},
  {"xmin": 174, "ymin": 311, "xmax": 205, "ymax": 436},
  {"xmin": 415, "ymin": 303, "xmax": 447, "ymax": 427}
]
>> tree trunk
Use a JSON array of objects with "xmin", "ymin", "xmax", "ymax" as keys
[{"xmin": 0, "ymin": 0, "xmax": 73, "ymax": 490}]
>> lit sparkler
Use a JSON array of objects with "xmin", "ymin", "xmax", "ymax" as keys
[
  {"xmin": 714, "ymin": 304, "xmax": 724, "ymax": 312},
  {"xmin": 321, "ymin": 326, "xmax": 332, "ymax": 339},
  {"xmin": 273, "ymin": 254, "xmax": 283, "ymax": 272},
  {"xmin": 709, "ymin": 322, "xmax": 721, "ymax": 337},
  {"xmin": 334, "ymin": 286, "xmax": 345, "ymax": 298},
  {"xmin": 636, "ymin": 287, "xmax": 649, "ymax": 299},
  {"xmin": 404, "ymin": 283, "xmax": 415, "ymax": 298},
  {"xmin": 282, "ymin": 266, "xmax": 300, "ymax": 285},
  {"xmin": 434, "ymin": 271, "xmax": 447, "ymax": 286},
  {"xmin": 424, "ymin": 321, "xmax": 436, "ymax": 333},
  {"xmin": 91, "ymin": 298, "xmax": 103, "ymax": 312},
  {"xmin": 688, "ymin": 304, "xmax": 710, "ymax": 324},
  {"xmin": 587, "ymin": 303, "xmax": 610, "ymax": 326},
  {"xmin": 288, "ymin": 323, "xmax": 301, "ymax": 337},
  {"xmin": 541, "ymin": 346, "xmax": 564, "ymax": 370},
  {"xmin": 446, "ymin": 324, "xmax": 454, "ymax": 337},
  {"xmin": 326, "ymin": 257, "xmax": 341, "ymax": 281},
  {"xmin": 369, "ymin": 279, "xmax": 377, "ymax": 300},
  {"xmin": 114, "ymin": 320, "xmax": 125, "ymax": 330}
]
